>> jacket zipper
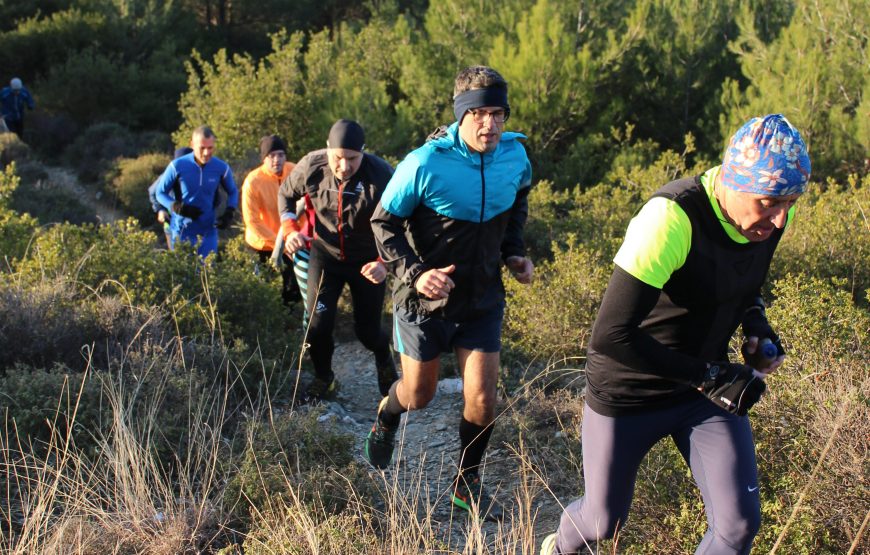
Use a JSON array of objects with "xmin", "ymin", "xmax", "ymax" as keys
[
  {"xmin": 479, "ymin": 154, "xmax": 486, "ymax": 223},
  {"xmin": 337, "ymin": 181, "xmax": 345, "ymax": 260},
  {"xmin": 472, "ymin": 153, "xmax": 485, "ymax": 303}
]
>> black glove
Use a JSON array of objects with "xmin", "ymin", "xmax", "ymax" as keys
[
  {"xmin": 172, "ymin": 202, "xmax": 202, "ymax": 220},
  {"xmin": 696, "ymin": 362, "xmax": 766, "ymax": 416},
  {"xmin": 742, "ymin": 298, "xmax": 785, "ymax": 356},
  {"xmin": 216, "ymin": 208, "xmax": 235, "ymax": 230}
]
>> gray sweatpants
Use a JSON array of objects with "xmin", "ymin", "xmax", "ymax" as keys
[{"xmin": 555, "ymin": 397, "xmax": 761, "ymax": 554}]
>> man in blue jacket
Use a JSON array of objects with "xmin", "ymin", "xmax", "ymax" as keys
[
  {"xmin": 366, "ymin": 66, "xmax": 534, "ymax": 521},
  {"xmin": 154, "ymin": 126, "xmax": 238, "ymax": 258},
  {"xmin": 0, "ymin": 78, "xmax": 35, "ymax": 137},
  {"xmin": 148, "ymin": 147, "xmax": 193, "ymax": 248}
]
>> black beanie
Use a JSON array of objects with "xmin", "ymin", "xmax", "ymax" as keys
[
  {"xmin": 259, "ymin": 134, "xmax": 287, "ymax": 160},
  {"xmin": 327, "ymin": 119, "xmax": 365, "ymax": 151}
]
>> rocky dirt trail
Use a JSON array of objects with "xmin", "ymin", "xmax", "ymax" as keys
[
  {"xmin": 312, "ymin": 341, "xmax": 565, "ymax": 552},
  {"xmin": 43, "ymin": 165, "xmax": 126, "ymax": 224}
]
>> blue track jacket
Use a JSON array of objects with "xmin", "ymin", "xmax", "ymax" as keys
[
  {"xmin": 154, "ymin": 153, "xmax": 238, "ymax": 239},
  {"xmin": 0, "ymin": 87, "xmax": 34, "ymax": 122},
  {"xmin": 372, "ymin": 122, "xmax": 532, "ymax": 320}
]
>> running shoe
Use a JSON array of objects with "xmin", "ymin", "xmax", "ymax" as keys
[
  {"xmin": 363, "ymin": 396, "xmax": 397, "ymax": 469},
  {"xmin": 539, "ymin": 532, "xmax": 558, "ymax": 555},
  {"xmin": 300, "ymin": 374, "xmax": 336, "ymax": 404},
  {"xmin": 451, "ymin": 471, "xmax": 504, "ymax": 522}
]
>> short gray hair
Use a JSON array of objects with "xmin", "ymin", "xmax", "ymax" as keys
[
  {"xmin": 453, "ymin": 66, "xmax": 508, "ymax": 98},
  {"xmin": 192, "ymin": 125, "xmax": 216, "ymax": 141}
]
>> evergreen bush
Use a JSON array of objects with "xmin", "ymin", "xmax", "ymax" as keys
[
  {"xmin": 63, "ymin": 121, "xmax": 138, "ymax": 184},
  {"xmin": 106, "ymin": 152, "xmax": 171, "ymax": 224},
  {"xmin": 0, "ymin": 132, "xmax": 30, "ymax": 166}
]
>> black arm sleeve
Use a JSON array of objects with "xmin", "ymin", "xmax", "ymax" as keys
[
  {"xmin": 590, "ymin": 265, "xmax": 708, "ymax": 385},
  {"xmin": 500, "ymin": 185, "xmax": 530, "ymax": 261},
  {"xmin": 370, "ymin": 202, "xmax": 428, "ymax": 287},
  {"xmin": 277, "ymin": 157, "xmax": 307, "ymax": 219},
  {"xmin": 741, "ymin": 292, "xmax": 785, "ymax": 355}
]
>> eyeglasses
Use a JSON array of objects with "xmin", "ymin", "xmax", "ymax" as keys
[{"xmin": 468, "ymin": 109, "xmax": 508, "ymax": 124}]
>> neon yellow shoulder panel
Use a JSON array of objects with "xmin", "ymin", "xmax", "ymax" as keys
[
  {"xmin": 613, "ymin": 196, "xmax": 691, "ymax": 289},
  {"xmin": 614, "ymin": 167, "xmax": 796, "ymax": 289}
]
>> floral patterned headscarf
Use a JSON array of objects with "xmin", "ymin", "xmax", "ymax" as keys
[{"xmin": 720, "ymin": 114, "xmax": 811, "ymax": 196}]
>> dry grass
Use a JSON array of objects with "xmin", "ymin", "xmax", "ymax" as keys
[
  {"xmin": 0, "ymin": 248, "xmax": 866, "ymax": 554},
  {"xmin": 1, "ymin": 356, "xmax": 228, "ymax": 555}
]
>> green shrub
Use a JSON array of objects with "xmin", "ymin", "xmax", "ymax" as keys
[
  {"xmin": 240, "ymin": 510, "xmax": 379, "ymax": 555},
  {"xmin": 12, "ymin": 159, "xmax": 48, "ymax": 183},
  {"xmin": 13, "ymin": 222, "xmax": 297, "ymax": 392},
  {"xmin": 751, "ymin": 274, "xmax": 869, "ymax": 552},
  {"xmin": 106, "ymin": 152, "xmax": 171, "ymax": 224},
  {"xmin": 772, "ymin": 175, "xmax": 870, "ymax": 305},
  {"xmin": 0, "ymin": 8, "xmax": 109, "ymax": 85},
  {"xmin": 0, "ymin": 132, "xmax": 30, "ymax": 166},
  {"xmin": 0, "ymin": 164, "xmax": 39, "ymax": 264},
  {"xmin": 9, "ymin": 162, "xmax": 96, "ymax": 225},
  {"xmin": 20, "ymin": 111, "xmax": 80, "ymax": 159},
  {"xmin": 38, "ymin": 45, "xmax": 187, "ymax": 132},
  {"xmin": 525, "ymin": 133, "xmax": 710, "ymax": 263},
  {"xmin": 503, "ymin": 241, "xmax": 610, "ymax": 365},
  {"xmin": 0, "ymin": 209, "xmax": 37, "ymax": 265},
  {"xmin": 0, "ymin": 364, "xmax": 107, "ymax": 454},
  {"xmin": 768, "ymin": 275, "xmax": 868, "ymax": 371},
  {"xmin": 0, "ymin": 276, "xmax": 169, "ymax": 372},
  {"xmin": 63, "ymin": 121, "xmax": 138, "ymax": 184},
  {"xmin": 223, "ymin": 410, "xmax": 362, "ymax": 525},
  {"xmin": 62, "ymin": 122, "xmax": 169, "ymax": 185},
  {"xmin": 525, "ymin": 180, "xmax": 641, "ymax": 262}
]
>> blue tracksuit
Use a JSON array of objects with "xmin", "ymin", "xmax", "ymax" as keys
[
  {"xmin": 0, "ymin": 86, "xmax": 34, "ymax": 123},
  {"xmin": 154, "ymin": 153, "xmax": 238, "ymax": 257}
]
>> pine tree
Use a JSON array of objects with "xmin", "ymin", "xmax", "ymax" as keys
[{"xmin": 721, "ymin": 0, "xmax": 868, "ymax": 179}]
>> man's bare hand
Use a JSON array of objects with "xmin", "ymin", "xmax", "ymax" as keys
[
  {"xmin": 361, "ymin": 260, "xmax": 387, "ymax": 284},
  {"xmin": 284, "ymin": 231, "xmax": 311, "ymax": 255},
  {"xmin": 416, "ymin": 265, "xmax": 456, "ymax": 299}
]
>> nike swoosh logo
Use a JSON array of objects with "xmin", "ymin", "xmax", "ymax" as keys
[{"xmin": 747, "ymin": 486, "xmax": 759, "ymax": 492}]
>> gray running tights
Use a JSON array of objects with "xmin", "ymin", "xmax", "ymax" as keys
[{"xmin": 555, "ymin": 397, "xmax": 761, "ymax": 554}]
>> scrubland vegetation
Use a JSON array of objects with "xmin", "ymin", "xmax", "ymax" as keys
[{"xmin": 0, "ymin": 0, "xmax": 867, "ymax": 553}]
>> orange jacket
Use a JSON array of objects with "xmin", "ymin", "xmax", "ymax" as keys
[{"xmin": 242, "ymin": 162, "xmax": 294, "ymax": 251}]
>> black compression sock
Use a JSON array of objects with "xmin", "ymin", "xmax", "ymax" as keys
[
  {"xmin": 378, "ymin": 381, "xmax": 406, "ymax": 427},
  {"xmin": 458, "ymin": 416, "xmax": 494, "ymax": 475}
]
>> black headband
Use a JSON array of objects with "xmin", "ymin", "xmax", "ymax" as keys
[{"xmin": 453, "ymin": 88, "xmax": 510, "ymax": 122}]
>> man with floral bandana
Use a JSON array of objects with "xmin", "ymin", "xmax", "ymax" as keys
[{"xmin": 540, "ymin": 114, "xmax": 810, "ymax": 555}]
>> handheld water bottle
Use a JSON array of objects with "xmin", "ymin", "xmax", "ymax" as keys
[{"xmin": 742, "ymin": 337, "xmax": 778, "ymax": 370}]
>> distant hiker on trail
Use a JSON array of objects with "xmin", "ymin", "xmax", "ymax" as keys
[
  {"xmin": 154, "ymin": 126, "xmax": 238, "ymax": 258},
  {"xmin": 277, "ymin": 119, "xmax": 399, "ymax": 403},
  {"xmin": 366, "ymin": 65, "xmax": 533, "ymax": 522},
  {"xmin": 0, "ymin": 78, "xmax": 35, "ymax": 137},
  {"xmin": 241, "ymin": 134, "xmax": 301, "ymax": 306},
  {"xmin": 148, "ymin": 146, "xmax": 193, "ymax": 249},
  {"xmin": 540, "ymin": 114, "xmax": 811, "ymax": 555}
]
